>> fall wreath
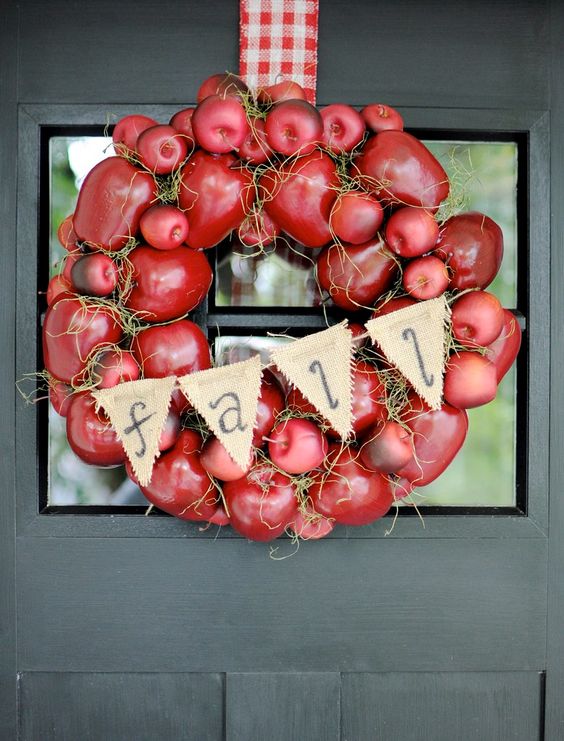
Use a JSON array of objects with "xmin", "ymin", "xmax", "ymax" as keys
[{"xmin": 39, "ymin": 72, "xmax": 522, "ymax": 542}]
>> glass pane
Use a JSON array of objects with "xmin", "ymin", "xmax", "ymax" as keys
[
  {"xmin": 215, "ymin": 242, "xmax": 323, "ymax": 308},
  {"xmin": 46, "ymin": 135, "xmax": 519, "ymax": 509},
  {"xmin": 426, "ymin": 140, "xmax": 518, "ymax": 307}
]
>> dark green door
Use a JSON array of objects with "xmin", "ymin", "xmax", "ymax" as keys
[{"xmin": 2, "ymin": 1, "xmax": 564, "ymax": 739}]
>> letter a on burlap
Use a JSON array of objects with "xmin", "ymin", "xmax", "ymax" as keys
[
  {"xmin": 93, "ymin": 376, "xmax": 177, "ymax": 486},
  {"xmin": 270, "ymin": 321, "xmax": 354, "ymax": 439},
  {"xmin": 365, "ymin": 295, "xmax": 450, "ymax": 410},
  {"xmin": 178, "ymin": 356, "xmax": 263, "ymax": 469}
]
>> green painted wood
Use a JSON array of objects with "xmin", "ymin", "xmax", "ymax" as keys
[
  {"xmin": 17, "ymin": 537, "xmax": 546, "ymax": 673},
  {"xmin": 341, "ymin": 672, "xmax": 542, "ymax": 741},
  {"xmin": 545, "ymin": 1, "xmax": 564, "ymax": 738},
  {"xmin": 0, "ymin": 2, "xmax": 19, "ymax": 738},
  {"xmin": 226, "ymin": 673, "xmax": 340, "ymax": 741},
  {"xmin": 18, "ymin": 672, "xmax": 224, "ymax": 741}
]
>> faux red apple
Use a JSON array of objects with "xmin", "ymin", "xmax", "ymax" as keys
[
  {"xmin": 238, "ymin": 209, "xmax": 280, "ymax": 248},
  {"xmin": 353, "ymin": 130, "xmax": 449, "ymax": 211},
  {"xmin": 223, "ymin": 466, "xmax": 298, "ymax": 542},
  {"xmin": 329, "ymin": 191, "xmax": 384, "ymax": 245},
  {"xmin": 131, "ymin": 320, "xmax": 211, "ymax": 380},
  {"xmin": 178, "ymin": 150, "xmax": 255, "ymax": 249},
  {"xmin": 317, "ymin": 238, "xmax": 398, "ymax": 310},
  {"xmin": 70, "ymin": 253, "xmax": 118, "ymax": 297},
  {"xmin": 197, "ymin": 72, "xmax": 249, "ymax": 103},
  {"xmin": 384, "ymin": 206, "xmax": 439, "ymax": 257},
  {"xmin": 46, "ymin": 274, "xmax": 72, "ymax": 306},
  {"xmin": 169, "ymin": 107, "xmax": 196, "ymax": 140},
  {"xmin": 123, "ymin": 244, "xmax": 212, "ymax": 322},
  {"xmin": 310, "ymin": 445, "xmax": 393, "ymax": 526},
  {"xmin": 265, "ymin": 99, "xmax": 323, "ymax": 157},
  {"xmin": 361, "ymin": 103, "xmax": 404, "ymax": 133},
  {"xmin": 257, "ymin": 80, "xmax": 307, "ymax": 104},
  {"xmin": 403, "ymin": 254, "xmax": 449, "ymax": 300},
  {"xmin": 443, "ymin": 352, "xmax": 498, "ymax": 409},
  {"xmin": 260, "ymin": 151, "xmax": 339, "ymax": 248},
  {"xmin": 252, "ymin": 370, "xmax": 285, "ymax": 447},
  {"xmin": 200, "ymin": 436, "xmax": 253, "ymax": 481},
  {"xmin": 451, "ymin": 290, "xmax": 504, "ymax": 347},
  {"xmin": 191, "ymin": 95, "xmax": 248, "ymax": 154},
  {"xmin": 57, "ymin": 214, "xmax": 79, "ymax": 251},
  {"xmin": 485, "ymin": 309, "xmax": 522, "ymax": 381},
  {"xmin": 136, "ymin": 124, "xmax": 188, "ymax": 175},
  {"xmin": 320, "ymin": 103, "xmax": 365, "ymax": 153},
  {"xmin": 436, "ymin": 212, "xmax": 504, "ymax": 290},
  {"xmin": 66, "ymin": 392, "xmax": 126, "ymax": 467},
  {"xmin": 73, "ymin": 156, "xmax": 156, "ymax": 251},
  {"xmin": 372, "ymin": 295, "xmax": 417, "ymax": 317},
  {"xmin": 139, "ymin": 204, "xmax": 190, "ymax": 250},
  {"xmin": 239, "ymin": 118, "xmax": 273, "ymax": 164},
  {"xmin": 290, "ymin": 501, "xmax": 334, "ymax": 540},
  {"xmin": 268, "ymin": 417, "xmax": 328, "ymax": 474},
  {"xmin": 49, "ymin": 380, "xmax": 73, "ymax": 417},
  {"xmin": 112, "ymin": 114, "xmax": 158, "ymax": 154},
  {"xmin": 92, "ymin": 349, "xmax": 140, "ymax": 389},
  {"xmin": 359, "ymin": 420, "xmax": 414, "ymax": 473},
  {"xmin": 43, "ymin": 297, "xmax": 123, "ymax": 385},
  {"xmin": 397, "ymin": 395, "xmax": 468, "ymax": 486},
  {"xmin": 138, "ymin": 429, "xmax": 218, "ymax": 521}
]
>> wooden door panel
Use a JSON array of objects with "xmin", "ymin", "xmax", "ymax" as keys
[
  {"xmin": 19, "ymin": 672, "xmax": 224, "ymax": 741},
  {"xmin": 17, "ymin": 537, "xmax": 546, "ymax": 673},
  {"xmin": 341, "ymin": 672, "xmax": 542, "ymax": 741}
]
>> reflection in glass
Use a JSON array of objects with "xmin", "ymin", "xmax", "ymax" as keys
[{"xmin": 47, "ymin": 136, "xmax": 519, "ymax": 508}]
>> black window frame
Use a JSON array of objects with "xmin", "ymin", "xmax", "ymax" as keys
[{"xmin": 15, "ymin": 103, "xmax": 549, "ymax": 540}]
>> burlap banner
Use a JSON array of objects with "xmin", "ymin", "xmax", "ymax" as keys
[
  {"xmin": 93, "ymin": 376, "xmax": 176, "ymax": 486},
  {"xmin": 365, "ymin": 296, "xmax": 450, "ymax": 410},
  {"xmin": 270, "ymin": 321, "xmax": 354, "ymax": 438},
  {"xmin": 177, "ymin": 355, "xmax": 263, "ymax": 469}
]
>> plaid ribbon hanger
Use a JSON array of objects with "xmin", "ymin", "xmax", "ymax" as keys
[{"xmin": 239, "ymin": 0, "xmax": 320, "ymax": 105}]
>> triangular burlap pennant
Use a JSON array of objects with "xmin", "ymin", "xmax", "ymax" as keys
[
  {"xmin": 93, "ymin": 376, "xmax": 176, "ymax": 486},
  {"xmin": 270, "ymin": 322, "xmax": 354, "ymax": 439},
  {"xmin": 365, "ymin": 296, "xmax": 450, "ymax": 410},
  {"xmin": 177, "ymin": 356, "xmax": 262, "ymax": 469}
]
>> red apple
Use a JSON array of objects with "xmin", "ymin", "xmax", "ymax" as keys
[
  {"xmin": 317, "ymin": 238, "xmax": 398, "ymax": 310},
  {"xmin": 484, "ymin": 309, "xmax": 522, "ymax": 381},
  {"xmin": 191, "ymin": 95, "xmax": 248, "ymax": 154},
  {"xmin": 451, "ymin": 290, "xmax": 504, "ymax": 347},
  {"xmin": 112, "ymin": 114, "xmax": 158, "ymax": 154},
  {"xmin": 436, "ymin": 212, "xmax": 504, "ymax": 290},
  {"xmin": 359, "ymin": 420, "xmax": 414, "ymax": 473},
  {"xmin": 353, "ymin": 130, "xmax": 449, "ymax": 211},
  {"xmin": 71, "ymin": 253, "xmax": 118, "ymax": 297},
  {"xmin": 257, "ymin": 80, "xmax": 307, "ymax": 104},
  {"xmin": 290, "ymin": 501, "xmax": 334, "ymax": 540},
  {"xmin": 238, "ymin": 117, "xmax": 273, "ymax": 164},
  {"xmin": 66, "ymin": 392, "xmax": 126, "ymax": 467},
  {"xmin": 238, "ymin": 209, "xmax": 280, "ymax": 248},
  {"xmin": 252, "ymin": 370, "xmax": 285, "ymax": 447},
  {"xmin": 46, "ymin": 274, "xmax": 72, "ymax": 306},
  {"xmin": 49, "ymin": 380, "xmax": 74, "ymax": 417},
  {"xmin": 268, "ymin": 417, "xmax": 328, "ymax": 474},
  {"xmin": 384, "ymin": 206, "xmax": 439, "ymax": 257},
  {"xmin": 136, "ymin": 124, "xmax": 188, "ymax": 174},
  {"xmin": 169, "ymin": 107, "xmax": 196, "ymax": 140},
  {"xmin": 57, "ymin": 214, "xmax": 79, "ymax": 251},
  {"xmin": 403, "ymin": 255, "xmax": 449, "ymax": 300},
  {"xmin": 329, "ymin": 191, "xmax": 384, "ymax": 245},
  {"xmin": 200, "ymin": 436, "xmax": 253, "ymax": 481},
  {"xmin": 361, "ymin": 103, "xmax": 404, "ymax": 133},
  {"xmin": 265, "ymin": 99, "xmax": 323, "ymax": 157},
  {"xmin": 443, "ymin": 352, "xmax": 498, "ymax": 408},
  {"xmin": 197, "ymin": 72, "xmax": 249, "ymax": 103},
  {"xmin": 320, "ymin": 103, "xmax": 365, "ymax": 154},
  {"xmin": 139, "ymin": 204, "xmax": 190, "ymax": 250},
  {"xmin": 92, "ymin": 349, "xmax": 140, "ymax": 388}
]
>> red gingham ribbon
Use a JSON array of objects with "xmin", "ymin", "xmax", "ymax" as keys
[{"xmin": 239, "ymin": 0, "xmax": 319, "ymax": 105}]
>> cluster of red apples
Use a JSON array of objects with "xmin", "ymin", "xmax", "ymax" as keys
[{"xmin": 43, "ymin": 72, "xmax": 522, "ymax": 541}]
